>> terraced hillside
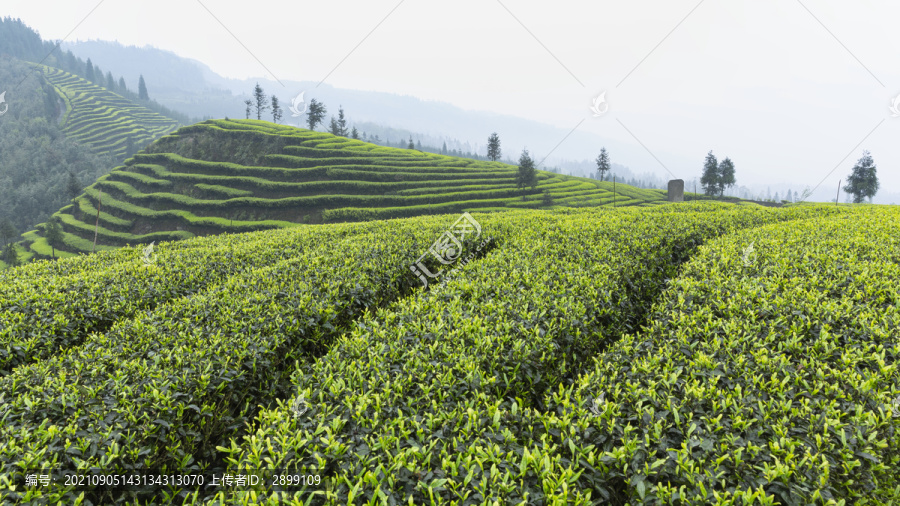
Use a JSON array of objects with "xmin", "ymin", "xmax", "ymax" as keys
[
  {"xmin": 31, "ymin": 63, "xmax": 180, "ymax": 159},
  {"xmin": 23, "ymin": 119, "xmax": 667, "ymax": 259}
]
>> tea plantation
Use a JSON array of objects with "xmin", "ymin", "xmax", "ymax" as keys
[
  {"xmin": 1, "ymin": 202, "xmax": 896, "ymax": 505},
  {"xmin": 29, "ymin": 63, "xmax": 180, "ymax": 160},
  {"xmin": 21, "ymin": 119, "xmax": 667, "ymax": 261}
]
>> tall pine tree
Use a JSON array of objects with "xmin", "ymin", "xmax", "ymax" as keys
[
  {"xmin": 516, "ymin": 149, "xmax": 538, "ymax": 189},
  {"xmin": 271, "ymin": 95, "xmax": 282, "ymax": 123},
  {"xmin": 487, "ymin": 133, "xmax": 501, "ymax": 161},
  {"xmin": 138, "ymin": 75, "xmax": 149, "ymax": 100},
  {"xmin": 595, "ymin": 147, "xmax": 611, "ymax": 181},
  {"xmin": 84, "ymin": 58, "xmax": 95, "ymax": 83},
  {"xmin": 337, "ymin": 106, "xmax": 348, "ymax": 136},
  {"xmin": 253, "ymin": 83, "xmax": 268, "ymax": 120}
]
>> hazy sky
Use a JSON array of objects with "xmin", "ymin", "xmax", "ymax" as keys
[{"xmin": 7, "ymin": 0, "xmax": 900, "ymax": 195}]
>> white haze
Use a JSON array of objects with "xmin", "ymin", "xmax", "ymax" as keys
[{"xmin": 7, "ymin": 0, "xmax": 900, "ymax": 202}]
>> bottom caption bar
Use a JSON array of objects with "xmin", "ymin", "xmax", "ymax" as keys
[{"xmin": 17, "ymin": 469, "xmax": 332, "ymax": 492}]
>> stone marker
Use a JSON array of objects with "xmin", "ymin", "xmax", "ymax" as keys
[{"xmin": 667, "ymin": 179, "xmax": 684, "ymax": 202}]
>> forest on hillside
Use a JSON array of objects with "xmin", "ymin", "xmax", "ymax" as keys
[
  {"xmin": 0, "ymin": 58, "xmax": 113, "ymax": 237},
  {"xmin": 0, "ymin": 16, "xmax": 193, "ymax": 125}
]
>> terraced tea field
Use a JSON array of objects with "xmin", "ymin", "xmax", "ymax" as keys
[
  {"xmin": 30, "ymin": 63, "xmax": 180, "ymax": 159},
  {"xmin": 1, "ymin": 202, "xmax": 896, "ymax": 505},
  {"xmin": 23, "ymin": 119, "xmax": 667, "ymax": 260}
]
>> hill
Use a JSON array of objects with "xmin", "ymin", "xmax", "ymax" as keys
[
  {"xmin": 1, "ymin": 203, "xmax": 897, "ymax": 504},
  {"xmin": 0, "ymin": 17, "xmax": 193, "ymax": 125},
  {"xmin": 31, "ymin": 63, "xmax": 180, "ymax": 160},
  {"xmin": 0, "ymin": 56, "xmax": 117, "ymax": 257},
  {"xmin": 22, "ymin": 119, "xmax": 668, "ymax": 260},
  {"xmin": 0, "ymin": 57, "xmax": 185, "ymax": 268}
]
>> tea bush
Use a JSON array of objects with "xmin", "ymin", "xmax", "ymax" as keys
[{"xmin": 204, "ymin": 204, "xmax": 842, "ymax": 505}]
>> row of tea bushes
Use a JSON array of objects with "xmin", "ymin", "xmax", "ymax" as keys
[
  {"xmin": 130, "ymin": 161, "xmax": 518, "ymax": 196},
  {"xmin": 0, "ymin": 213, "xmax": 494, "ymax": 505},
  {"xmin": 530, "ymin": 207, "xmax": 899, "ymax": 504},
  {"xmin": 0, "ymin": 222, "xmax": 378, "ymax": 377},
  {"xmin": 204, "ymin": 205, "xmax": 837, "ymax": 505},
  {"xmin": 463, "ymin": 206, "xmax": 896, "ymax": 505}
]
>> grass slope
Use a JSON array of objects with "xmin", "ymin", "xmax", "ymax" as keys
[
  {"xmin": 30, "ymin": 63, "xmax": 180, "ymax": 159},
  {"xmin": 22, "ymin": 119, "xmax": 667, "ymax": 260}
]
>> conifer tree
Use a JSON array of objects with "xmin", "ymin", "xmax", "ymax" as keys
[
  {"xmin": 516, "ymin": 149, "xmax": 538, "ymax": 189},
  {"xmin": 700, "ymin": 151, "xmax": 719, "ymax": 196},
  {"xmin": 487, "ymin": 133, "xmax": 501, "ymax": 161},
  {"xmin": 85, "ymin": 58, "xmax": 95, "ymax": 83},
  {"xmin": 595, "ymin": 147, "xmax": 611, "ymax": 181},
  {"xmin": 329, "ymin": 116, "xmax": 341, "ymax": 136},
  {"xmin": 252, "ymin": 83, "xmax": 268, "ymax": 120},
  {"xmin": 271, "ymin": 95, "xmax": 282, "ymax": 123},
  {"xmin": 138, "ymin": 75, "xmax": 149, "ymax": 100},
  {"xmin": 337, "ymin": 106, "xmax": 348, "ymax": 136}
]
